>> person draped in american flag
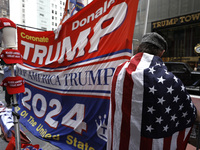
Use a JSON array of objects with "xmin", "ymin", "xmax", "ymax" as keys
[{"xmin": 107, "ymin": 32, "xmax": 200, "ymax": 150}]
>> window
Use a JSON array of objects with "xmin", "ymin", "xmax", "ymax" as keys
[{"xmin": 159, "ymin": 24, "xmax": 200, "ymax": 58}]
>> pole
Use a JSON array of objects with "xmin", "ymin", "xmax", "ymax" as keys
[
  {"xmin": 11, "ymin": 64, "xmax": 21, "ymax": 150},
  {"xmin": 16, "ymin": 24, "xmax": 46, "ymax": 31},
  {"xmin": 143, "ymin": 0, "xmax": 150, "ymax": 35}
]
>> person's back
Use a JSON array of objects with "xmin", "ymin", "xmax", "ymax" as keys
[{"xmin": 107, "ymin": 32, "xmax": 198, "ymax": 150}]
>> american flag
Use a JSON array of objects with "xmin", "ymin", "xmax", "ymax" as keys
[
  {"xmin": 108, "ymin": 52, "xmax": 197, "ymax": 150},
  {"xmin": 69, "ymin": 0, "xmax": 84, "ymax": 16}
]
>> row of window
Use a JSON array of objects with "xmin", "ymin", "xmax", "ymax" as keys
[
  {"xmin": 20, "ymin": 0, "xmax": 65, "ymax": 30},
  {"xmin": 52, "ymin": 1, "xmax": 65, "ymax": 8}
]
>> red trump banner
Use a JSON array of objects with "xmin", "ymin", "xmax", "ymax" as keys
[{"xmin": 16, "ymin": 0, "xmax": 139, "ymax": 149}]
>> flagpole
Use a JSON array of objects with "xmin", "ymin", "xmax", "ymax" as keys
[
  {"xmin": 11, "ymin": 64, "xmax": 21, "ymax": 150},
  {"xmin": 143, "ymin": 0, "xmax": 150, "ymax": 35}
]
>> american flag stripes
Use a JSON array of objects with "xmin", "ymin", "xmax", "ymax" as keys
[{"xmin": 108, "ymin": 52, "xmax": 197, "ymax": 150}]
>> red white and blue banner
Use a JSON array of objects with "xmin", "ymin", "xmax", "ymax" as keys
[
  {"xmin": 69, "ymin": 0, "xmax": 85, "ymax": 16},
  {"xmin": 16, "ymin": 0, "xmax": 139, "ymax": 149}
]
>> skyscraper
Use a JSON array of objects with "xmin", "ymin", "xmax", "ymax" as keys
[
  {"xmin": 9, "ymin": 0, "xmax": 66, "ymax": 31},
  {"xmin": 0, "ymin": 0, "xmax": 9, "ymax": 18}
]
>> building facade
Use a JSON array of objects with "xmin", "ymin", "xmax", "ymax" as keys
[
  {"xmin": 8, "ymin": 0, "xmax": 91, "ymax": 31},
  {"xmin": 9, "ymin": 0, "xmax": 66, "ymax": 31},
  {"xmin": 0, "ymin": 0, "xmax": 9, "ymax": 18},
  {"xmin": 134, "ymin": 0, "xmax": 200, "ymax": 68}
]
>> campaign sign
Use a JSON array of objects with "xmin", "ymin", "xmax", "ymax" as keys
[{"xmin": 16, "ymin": 0, "xmax": 139, "ymax": 149}]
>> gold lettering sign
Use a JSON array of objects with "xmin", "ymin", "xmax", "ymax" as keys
[{"xmin": 152, "ymin": 12, "xmax": 200, "ymax": 29}]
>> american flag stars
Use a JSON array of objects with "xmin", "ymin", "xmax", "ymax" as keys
[
  {"xmin": 146, "ymin": 125, "xmax": 154, "ymax": 132},
  {"xmin": 165, "ymin": 106, "xmax": 171, "ymax": 114},
  {"xmin": 158, "ymin": 97, "xmax": 165, "ymax": 105},
  {"xmin": 173, "ymin": 76, "xmax": 178, "ymax": 83},
  {"xmin": 157, "ymin": 76, "xmax": 166, "ymax": 84},
  {"xmin": 111, "ymin": 53, "xmax": 197, "ymax": 149},
  {"xmin": 167, "ymin": 86, "xmax": 174, "ymax": 94},
  {"xmin": 141, "ymin": 58, "xmax": 196, "ymax": 138},
  {"xmin": 147, "ymin": 106, "xmax": 155, "ymax": 114},
  {"xmin": 149, "ymin": 67, "xmax": 155, "ymax": 74},
  {"xmin": 173, "ymin": 95, "xmax": 179, "ymax": 103},
  {"xmin": 156, "ymin": 116, "xmax": 163, "ymax": 124},
  {"xmin": 149, "ymin": 86, "xmax": 157, "ymax": 94}
]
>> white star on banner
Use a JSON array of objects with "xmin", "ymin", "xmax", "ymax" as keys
[
  {"xmin": 156, "ymin": 117, "xmax": 163, "ymax": 124},
  {"xmin": 187, "ymin": 119, "xmax": 191, "ymax": 124},
  {"xmin": 149, "ymin": 86, "xmax": 157, "ymax": 94},
  {"xmin": 146, "ymin": 125, "xmax": 154, "ymax": 132},
  {"xmin": 149, "ymin": 67, "xmax": 155, "ymax": 74},
  {"xmin": 165, "ymin": 106, "xmax": 171, "ymax": 114},
  {"xmin": 173, "ymin": 76, "xmax": 178, "ymax": 83},
  {"xmin": 158, "ymin": 97, "xmax": 165, "ymax": 105},
  {"xmin": 179, "ymin": 104, "xmax": 184, "ymax": 111},
  {"xmin": 155, "ymin": 62, "xmax": 161, "ymax": 66},
  {"xmin": 173, "ymin": 95, "xmax": 179, "ymax": 103},
  {"xmin": 163, "ymin": 125, "xmax": 169, "ymax": 132},
  {"xmin": 190, "ymin": 102, "xmax": 195, "ymax": 108},
  {"xmin": 147, "ymin": 106, "xmax": 155, "ymax": 114},
  {"xmin": 181, "ymin": 85, "xmax": 185, "ymax": 91},
  {"xmin": 175, "ymin": 121, "xmax": 179, "ymax": 127},
  {"xmin": 157, "ymin": 76, "xmax": 166, "ymax": 84},
  {"xmin": 171, "ymin": 114, "xmax": 177, "ymax": 121},
  {"xmin": 164, "ymin": 69, "xmax": 169, "ymax": 75},
  {"xmin": 182, "ymin": 112, "xmax": 188, "ymax": 118},
  {"xmin": 167, "ymin": 86, "xmax": 174, "ymax": 94}
]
